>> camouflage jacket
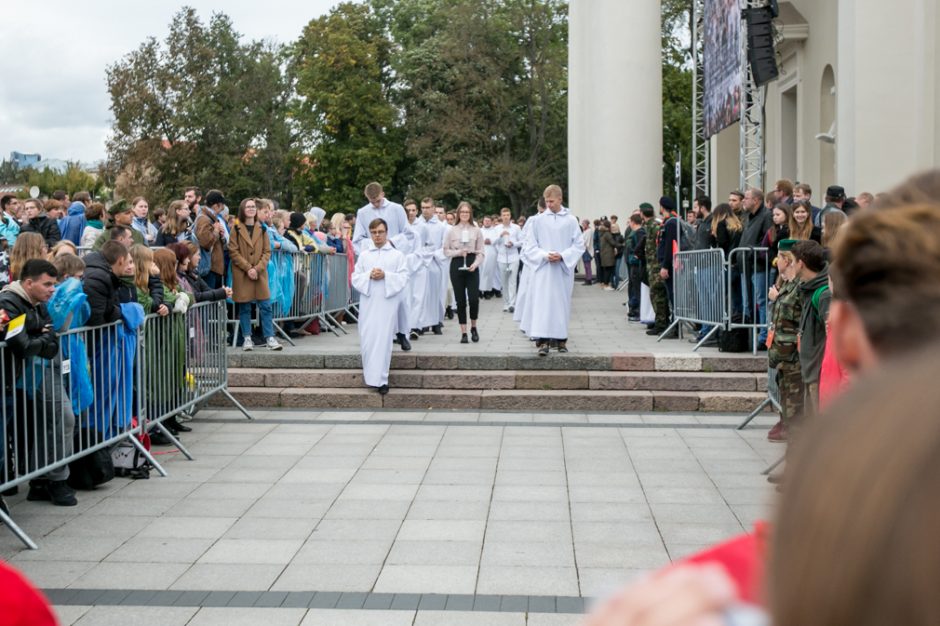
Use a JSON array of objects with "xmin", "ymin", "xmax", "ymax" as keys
[
  {"xmin": 644, "ymin": 218, "xmax": 661, "ymax": 272},
  {"xmin": 769, "ymin": 278, "xmax": 802, "ymax": 367}
]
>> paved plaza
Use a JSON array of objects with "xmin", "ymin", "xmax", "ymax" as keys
[{"xmin": 0, "ymin": 286, "xmax": 778, "ymax": 625}]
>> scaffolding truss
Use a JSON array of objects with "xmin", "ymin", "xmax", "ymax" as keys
[
  {"xmin": 691, "ymin": 0, "xmax": 709, "ymax": 199},
  {"xmin": 739, "ymin": 0, "xmax": 766, "ymax": 191}
]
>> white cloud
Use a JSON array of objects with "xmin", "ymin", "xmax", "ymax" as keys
[{"xmin": 0, "ymin": 0, "xmax": 340, "ymax": 166}]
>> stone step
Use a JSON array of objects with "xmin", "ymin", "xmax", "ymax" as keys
[
  {"xmin": 229, "ymin": 351, "xmax": 768, "ymax": 373},
  {"xmin": 228, "ymin": 369, "xmax": 768, "ymax": 393},
  {"xmin": 216, "ymin": 387, "xmax": 772, "ymax": 413}
]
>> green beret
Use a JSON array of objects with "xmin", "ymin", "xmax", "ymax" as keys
[
  {"xmin": 777, "ymin": 239, "xmax": 798, "ymax": 253},
  {"xmin": 639, "ymin": 202, "xmax": 654, "ymax": 210},
  {"xmin": 107, "ymin": 200, "xmax": 130, "ymax": 216}
]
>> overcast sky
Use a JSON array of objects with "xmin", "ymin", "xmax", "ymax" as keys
[{"xmin": 0, "ymin": 0, "xmax": 341, "ymax": 166}]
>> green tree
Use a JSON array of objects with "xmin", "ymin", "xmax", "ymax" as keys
[
  {"xmin": 106, "ymin": 7, "xmax": 296, "ymax": 207},
  {"xmin": 661, "ymin": 0, "xmax": 694, "ymax": 203},
  {"xmin": 22, "ymin": 163, "xmax": 102, "ymax": 199},
  {"xmin": 292, "ymin": 2, "xmax": 402, "ymax": 212}
]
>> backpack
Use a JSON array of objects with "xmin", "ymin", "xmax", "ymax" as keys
[
  {"xmin": 678, "ymin": 219, "xmax": 695, "ymax": 251},
  {"xmin": 193, "ymin": 215, "xmax": 214, "ymax": 277},
  {"xmin": 718, "ymin": 314, "xmax": 750, "ymax": 353},
  {"xmin": 112, "ymin": 419, "xmax": 152, "ymax": 479}
]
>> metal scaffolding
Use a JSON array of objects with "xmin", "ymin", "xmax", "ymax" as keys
[
  {"xmin": 691, "ymin": 0, "xmax": 710, "ymax": 199},
  {"xmin": 739, "ymin": 0, "xmax": 766, "ymax": 192}
]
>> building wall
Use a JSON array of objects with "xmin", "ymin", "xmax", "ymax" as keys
[{"xmin": 710, "ymin": 0, "xmax": 940, "ymax": 199}]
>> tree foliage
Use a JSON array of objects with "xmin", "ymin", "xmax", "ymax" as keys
[
  {"xmin": 106, "ymin": 7, "xmax": 297, "ymax": 207},
  {"xmin": 661, "ymin": 0, "xmax": 694, "ymax": 202}
]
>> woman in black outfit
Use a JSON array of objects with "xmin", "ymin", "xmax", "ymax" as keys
[{"xmin": 443, "ymin": 201, "xmax": 484, "ymax": 344}]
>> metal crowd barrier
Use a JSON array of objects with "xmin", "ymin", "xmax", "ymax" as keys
[
  {"xmin": 0, "ymin": 320, "xmax": 159, "ymax": 549},
  {"xmin": 726, "ymin": 246, "xmax": 771, "ymax": 355},
  {"xmin": 264, "ymin": 251, "xmax": 351, "ymax": 341},
  {"xmin": 665, "ymin": 248, "xmax": 727, "ymax": 350},
  {"xmin": 0, "ymin": 300, "xmax": 248, "ymax": 550}
]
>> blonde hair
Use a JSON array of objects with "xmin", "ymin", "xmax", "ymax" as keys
[
  {"xmin": 330, "ymin": 213, "xmax": 346, "ymax": 235},
  {"xmin": 52, "ymin": 253, "xmax": 85, "ymax": 280},
  {"xmin": 49, "ymin": 240, "xmax": 78, "ymax": 259},
  {"xmin": 10, "ymin": 232, "xmax": 47, "ymax": 280},
  {"xmin": 130, "ymin": 244, "xmax": 154, "ymax": 292},
  {"xmin": 543, "ymin": 184, "xmax": 563, "ymax": 199}
]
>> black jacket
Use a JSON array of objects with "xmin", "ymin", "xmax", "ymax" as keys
[
  {"xmin": 0, "ymin": 282, "xmax": 58, "ymax": 387},
  {"xmin": 20, "ymin": 216, "xmax": 62, "ymax": 248},
  {"xmin": 799, "ymin": 266, "xmax": 831, "ymax": 384},
  {"xmin": 693, "ymin": 214, "xmax": 714, "ymax": 251},
  {"xmin": 709, "ymin": 221, "xmax": 742, "ymax": 257},
  {"xmin": 737, "ymin": 204, "xmax": 773, "ymax": 271},
  {"xmin": 179, "ymin": 270, "xmax": 227, "ymax": 303},
  {"xmin": 82, "ymin": 252, "xmax": 123, "ymax": 327}
]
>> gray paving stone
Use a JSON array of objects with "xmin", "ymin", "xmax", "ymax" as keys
[
  {"xmin": 147, "ymin": 590, "xmax": 184, "ymax": 606},
  {"xmin": 472, "ymin": 594, "xmax": 502, "ymax": 611},
  {"xmin": 528, "ymin": 595, "xmax": 556, "ymax": 613},
  {"xmin": 555, "ymin": 596, "xmax": 586, "ymax": 614},
  {"xmin": 335, "ymin": 592, "xmax": 369, "ymax": 609},
  {"xmin": 202, "ymin": 591, "xmax": 236, "ymax": 607},
  {"xmin": 362, "ymin": 592, "xmax": 395, "ymax": 609},
  {"xmin": 390, "ymin": 593, "xmax": 422, "ymax": 610},
  {"xmin": 499, "ymin": 595, "xmax": 529, "ymax": 612},
  {"xmin": 228, "ymin": 591, "xmax": 265, "ymax": 607},
  {"xmin": 173, "ymin": 590, "xmax": 211, "ymax": 607},
  {"xmin": 418, "ymin": 594, "xmax": 448, "ymax": 610},
  {"xmin": 254, "ymin": 591, "xmax": 289, "ymax": 608},
  {"xmin": 281, "ymin": 591, "xmax": 317, "ymax": 608},
  {"xmin": 444, "ymin": 594, "xmax": 475, "ymax": 610}
]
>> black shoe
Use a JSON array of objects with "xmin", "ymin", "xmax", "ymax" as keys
[
  {"xmin": 538, "ymin": 343, "xmax": 550, "ymax": 356},
  {"xmin": 1, "ymin": 485, "xmax": 18, "ymax": 497},
  {"xmin": 646, "ymin": 323, "xmax": 656, "ymax": 330},
  {"xmin": 445, "ymin": 308, "xmax": 454, "ymax": 320},
  {"xmin": 581, "ymin": 281, "xmax": 593, "ymax": 286},
  {"xmin": 661, "ymin": 327, "xmax": 679, "ymax": 339},
  {"xmin": 556, "ymin": 341, "xmax": 568, "ymax": 353},
  {"xmin": 470, "ymin": 328, "xmax": 479, "ymax": 343},
  {"xmin": 415, "ymin": 328, "xmax": 425, "ymax": 336},
  {"xmin": 46, "ymin": 480, "xmax": 77, "ymax": 507},
  {"xmin": 460, "ymin": 333, "xmax": 469, "ymax": 344},
  {"xmin": 646, "ymin": 327, "xmax": 667, "ymax": 336},
  {"xmin": 397, "ymin": 333, "xmax": 412, "ymax": 351},
  {"xmin": 508, "ymin": 306, "xmax": 514, "ymax": 313},
  {"xmin": 432, "ymin": 325, "xmax": 443, "ymax": 335},
  {"xmin": 26, "ymin": 480, "xmax": 49, "ymax": 502},
  {"xmin": 377, "ymin": 384, "xmax": 389, "ymax": 396},
  {"xmin": 166, "ymin": 417, "xmax": 191, "ymax": 433},
  {"xmin": 410, "ymin": 331, "xmax": 420, "ymax": 340},
  {"xmin": 757, "ymin": 343, "xmax": 768, "ymax": 352}
]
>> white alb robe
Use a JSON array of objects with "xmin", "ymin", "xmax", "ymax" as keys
[
  {"xmin": 519, "ymin": 207, "xmax": 584, "ymax": 340},
  {"xmin": 479, "ymin": 225, "xmax": 501, "ymax": 292},
  {"xmin": 396, "ymin": 221, "xmax": 422, "ymax": 333},
  {"xmin": 351, "ymin": 199, "xmax": 409, "ymax": 255},
  {"xmin": 417, "ymin": 215, "xmax": 448, "ymax": 327},
  {"xmin": 513, "ymin": 211, "xmax": 545, "ymax": 328},
  {"xmin": 352, "ymin": 243, "xmax": 409, "ymax": 387}
]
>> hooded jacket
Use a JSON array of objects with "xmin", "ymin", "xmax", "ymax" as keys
[
  {"xmin": 0, "ymin": 281, "xmax": 58, "ymax": 387},
  {"xmin": 798, "ymin": 265, "xmax": 831, "ymax": 384},
  {"xmin": 58, "ymin": 202, "xmax": 88, "ymax": 246},
  {"xmin": 0, "ymin": 214, "xmax": 20, "ymax": 248},
  {"xmin": 82, "ymin": 252, "xmax": 123, "ymax": 326}
]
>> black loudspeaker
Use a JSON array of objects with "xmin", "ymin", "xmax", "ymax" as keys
[{"xmin": 745, "ymin": 7, "xmax": 779, "ymax": 86}]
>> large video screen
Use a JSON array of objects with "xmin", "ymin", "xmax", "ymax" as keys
[{"xmin": 703, "ymin": 0, "xmax": 742, "ymax": 138}]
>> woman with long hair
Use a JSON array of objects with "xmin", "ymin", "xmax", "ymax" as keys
[
  {"xmin": 155, "ymin": 200, "xmax": 193, "ymax": 247},
  {"xmin": 822, "ymin": 208, "xmax": 848, "ymax": 249},
  {"xmin": 228, "ymin": 198, "xmax": 281, "ymax": 351},
  {"xmin": 9, "ymin": 232, "xmax": 48, "ymax": 282},
  {"xmin": 129, "ymin": 196, "xmax": 158, "ymax": 245},
  {"xmin": 787, "ymin": 200, "xmax": 821, "ymax": 242},
  {"xmin": 709, "ymin": 203, "xmax": 743, "ymax": 256},
  {"xmin": 173, "ymin": 242, "xmax": 231, "ymax": 303},
  {"xmin": 763, "ymin": 203, "xmax": 792, "ymax": 277},
  {"xmin": 443, "ymin": 201, "xmax": 484, "ymax": 343}
]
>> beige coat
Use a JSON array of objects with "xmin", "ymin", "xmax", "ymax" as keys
[
  {"xmin": 195, "ymin": 209, "xmax": 226, "ymax": 276},
  {"xmin": 228, "ymin": 221, "xmax": 271, "ymax": 303}
]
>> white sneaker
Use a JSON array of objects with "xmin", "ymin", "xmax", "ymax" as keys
[
  {"xmin": 603, "ymin": 286, "xmax": 615, "ymax": 291},
  {"xmin": 266, "ymin": 337, "xmax": 283, "ymax": 351},
  {"xmin": 243, "ymin": 337, "xmax": 254, "ymax": 351}
]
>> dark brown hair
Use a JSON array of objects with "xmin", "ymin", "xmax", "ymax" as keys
[
  {"xmin": 830, "ymin": 203, "xmax": 940, "ymax": 357},
  {"xmin": 153, "ymin": 248, "xmax": 179, "ymax": 290},
  {"xmin": 771, "ymin": 345, "xmax": 940, "ymax": 626}
]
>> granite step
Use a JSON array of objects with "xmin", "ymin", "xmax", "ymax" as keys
[
  {"xmin": 228, "ymin": 369, "xmax": 768, "ymax": 393},
  {"xmin": 215, "ymin": 387, "xmax": 772, "ymax": 413},
  {"xmin": 228, "ymin": 351, "xmax": 768, "ymax": 373}
]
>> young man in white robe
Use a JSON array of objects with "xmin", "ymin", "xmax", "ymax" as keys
[
  {"xmin": 402, "ymin": 200, "xmax": 426, "ymax": 341},
  {"xmin": 513, "ymin": 197, "xmax": 548, "ymax": 330},
  {"xmin": 520, "ymin": 185, "xmax": 585, "ymax": 355},
  {"xmin": 352, "ymin": 182, "xmax": 414, "ymax": 349},
  {"xmin": 417, "ymin": 198, "xmax": 447, "ymax": 334},
  {"xmin": 479, "ymin": 216, "xmax": 501, "ymax": 299},
  {"xmin": 351, "ymin": 218, "xmax": 409, "ymax": 395},
  {"xmin": 494, "ymin": 207, "xmax": 523, "ymax": 312}
]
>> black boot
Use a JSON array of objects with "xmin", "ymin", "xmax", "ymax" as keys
[
  {"xmin": 460, "ymin": 333, "xmax": 469, "ymax": 344},
  {"xmin": 432, "ymin": 324, "xmax": 443, "ymax": 335},
  {"xmin": 445, "ymin": 307, "xmax": 454, "ymax": 320},
  {"xmin": 166, "ymin": 416, "xmax": 191, "ymax": 433},
  {"xmin": 470, "ymin": 327, "xmax": 479, "ymax": 343},
  {"xmin": 397, "ymin": 333, "xmax": 412, "ymax": 351},
  {"xmin": 46, "ymin": 480, "xmax": 77, "ymax": 506}
]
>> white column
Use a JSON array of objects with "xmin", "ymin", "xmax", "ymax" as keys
[
  {"xmin": 837, "ymin": 0, "xmax": 939, "ymax": 193},
  {"xmin": 568, "ymin": 0, "xmax": 663, "ymax": 222}
]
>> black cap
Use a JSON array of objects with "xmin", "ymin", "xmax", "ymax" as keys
[
  {"xmin": 659, "ymin": 196, "xmax": 676, "ymax": 212},
  {"xmin": 205, "ymin": 189, "xmax": 225, "ymax": 207},
  {"xmin": 826, "ymin": 185, "xmax": 845, "ymax": 200},
  {"xmin": 289, "ymin": 212, "xmax": 307, "ymax": 230}
]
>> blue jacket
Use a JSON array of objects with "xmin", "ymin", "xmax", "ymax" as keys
[
  {"xmin": 0, "ymin": 214, "xmax": 20, "ymax": 247},
  {"xmin": 58, "ymin": 202, "xmax": 87, "ymax": 246}
]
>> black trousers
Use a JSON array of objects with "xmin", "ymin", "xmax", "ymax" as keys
[{"xmin": 450, "ymin": 255, "xmax": 480, "ymax": 325}]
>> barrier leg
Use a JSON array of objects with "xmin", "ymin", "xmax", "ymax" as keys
[
  {"xmin": 737, "ymin": 397, "xmax": 771, "ymax": 430},
  {"xmin": 271, "ymin": 322, "xmax": 296, "ymax": 346},
  {"xmin": 324, "ymin": 313, "xmax": 348, "ymax": 335},
  {"xmin": 761, "ymin": 454, "xmax": 785, "ymax": 476},
  {"xmin": 130, "ymin": 435, "xmax": 169, "ymax": 475},
  {"xmin": 319, "ymin": 315, "xmax": 342, "ymax": 337},
  {"xmin": 691, "ymin": 325, "xmax": 721, "ymax": 352},
  {"xmin": 344, "ymin": 307, "xmax": 359, "ymax": 323},
  {"xmin": 656, "ymin": 319, "xmax": 680, "ymax": 342},
  {"xmin": 152, "ymin": 422, "xmax": 194, "ymax": 461},
  {"xmin": 221, "ymin": 389, "xmax": 254, "ymax": 420},
  {"xmin": 0, "ymin": 508, "xmax": 39, "ymax": 550}
]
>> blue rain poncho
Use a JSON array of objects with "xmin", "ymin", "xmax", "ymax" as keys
[
  {"xmin": 85, "ymin": 301, "xmax": 144, "ymax": 438},
  {"xmin": 46, "ymin": 278, "xmax": 93, "ymax": 415}
]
